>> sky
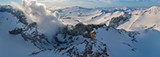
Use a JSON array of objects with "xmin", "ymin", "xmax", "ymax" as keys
[{"xmin": 0, "ymin": 0, "xmax": 160, "ymax": 9}]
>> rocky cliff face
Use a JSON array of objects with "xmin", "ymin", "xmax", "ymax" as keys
[{"xmin": 1, "ymin": 5, "xmax": 136, "ymax": 57}]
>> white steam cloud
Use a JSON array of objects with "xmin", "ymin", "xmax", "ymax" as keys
[{"xmin": 22, "ymin": 0, "xmax": 64, "ymax": 39}]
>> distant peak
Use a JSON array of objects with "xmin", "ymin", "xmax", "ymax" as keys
[
  {"xmin": 150, "ymin": 6, "xmax": 159, "ymax": 8},
  {"xmin": 145, "ymin": 6, "xmax": 160, "ymax": 14},
  {"xmin": 63, "ymin": 6, "xmax": 91, "ymax": 10},
  {"xmin": 147, "ymin": 6, "xmax": 160, "ymax": 11}
]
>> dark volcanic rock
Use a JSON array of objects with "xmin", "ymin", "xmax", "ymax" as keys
[{"xmin": 9, "ymin": 28, "xmax": 23, "ymax": 35}]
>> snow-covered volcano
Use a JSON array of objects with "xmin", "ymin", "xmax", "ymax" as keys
[{"xmin": 1, "ymin": 0, "xmax": 160, "ymax": 57}]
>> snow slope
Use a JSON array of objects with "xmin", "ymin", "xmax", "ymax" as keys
[
  {"xmin": 1, "ymin": 0, "xmax": 160, "ymax": 57},
  {"xmin": 118, "ymin": 6, "xmax": 160, "ymax": 31},
  {"xmin": 0, "ymin": 7, "xmax": 66, "ymax": 57}
]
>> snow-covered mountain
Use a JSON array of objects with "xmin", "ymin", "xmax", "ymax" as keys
[{"xmin": 1, "ymin": 0, "xmax": 160, "ymax": 57}]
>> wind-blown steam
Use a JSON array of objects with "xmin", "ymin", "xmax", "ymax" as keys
[{"xmin": 22, "ymin": 0, "xmax": 64, "ymax": 39}]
